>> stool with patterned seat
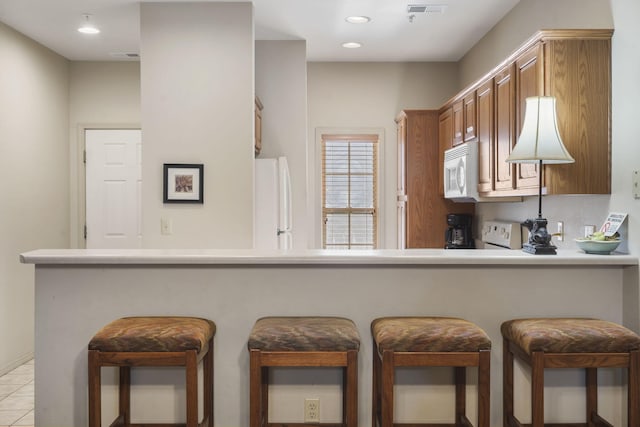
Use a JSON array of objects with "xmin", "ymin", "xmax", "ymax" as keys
[
  {"xmin": 371, "ymin": 317, "xmax": 491, "ymax": 427},
  {"xmin": 88, "ymin": 316, "xmax": 215, "ymax": 427},
  {"xmin": 248, "ymin": 316, "xmax": 360, "ymax": 427},
  {"xmin": 501, "ymin": 318, "xmax": 640, "ymax": 427}
]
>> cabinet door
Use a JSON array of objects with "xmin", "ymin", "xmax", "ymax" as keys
[
  {"xmin": 477, "ymin": 80, "xmax": 494, "ymax": 194},
  {"xmin": 515, "ymin": 43, "xmax": 543, "ymax": 192},
  {"xmin": 544, "ymin": 38, "xmax": 611, "ymax": 194},
  {"xmin": 463, "ymin": 91, "xmax": 477, "ymax": 142},
  {"xmin": 452, "ymin": 100, "xmax": 464, "ymax": 146},
  {"xmin": 494, "ymin": 65, "xmax": 516, "ymax": 191},
  {"xmin": 438, "ymin": 108, "xmax": 453, "ymax": 197}
]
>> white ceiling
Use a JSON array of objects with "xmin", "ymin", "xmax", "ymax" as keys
[{"xmin": 0, "ymin": 0, "xmax": 520, "ymax": 62}]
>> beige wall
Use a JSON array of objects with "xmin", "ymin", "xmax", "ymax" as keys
[
  {"xmin": 307, "ymin": 62, "xmax": 458, "ymax": 248},
  {"xmin": 68, "ymin": 61, "xmax": 141, "ymax": 248},
  {"xmin": 0, "ymin": 22, "xmax": 69, "ymax": 374},
  {"xmin": 140, "ymin": 3, "xmax": 254, "ymax": 249},
  {"xmin": 458, "ymin": 0, "xmax": 613, "ymax": 88}
]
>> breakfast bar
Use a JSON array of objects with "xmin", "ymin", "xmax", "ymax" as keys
[{"xmin": 21, "ymin": 249, "xmax": 639, "ymax": 427}]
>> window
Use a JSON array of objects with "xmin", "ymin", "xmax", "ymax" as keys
[{"xmin": 321, "ymin": 134, "xmax": 378, "ymax": 249}]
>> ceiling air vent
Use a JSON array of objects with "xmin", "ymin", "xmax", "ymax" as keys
[
  {"xmin": 109, "ymin": 52, "xmax": 140, "ymax": 59},
  {"xmin": 407, "ymin": 4, "xmax": 448, "ymax": 14}
]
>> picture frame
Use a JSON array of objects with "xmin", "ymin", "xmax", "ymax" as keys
[{"xmin": 163, "ymin": 163, "xmax": 204, "ymax": 203}]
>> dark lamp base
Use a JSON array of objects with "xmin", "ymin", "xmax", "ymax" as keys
[
  {"xmin": 521, "ymin": 217, "xmax": 557, "ymax": 255},
  {"xmin": 522, "ymin": 242, "xmax": 557, "ymax": 255}
]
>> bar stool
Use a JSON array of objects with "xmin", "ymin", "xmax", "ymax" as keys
[
  {"xmin": 371, "ymin": 316, "xmax": 491, "ymax": 427},
  {"xmin": 88, "ymin": 316, "xmax": 215, "ymax": 427},
  {"xmin": 248, "ymin": 316, "xmax": 360, "ymax": 427},
  {"xmin": 501, "ymin": 318, "xmax": 640, "ymax": 427}
]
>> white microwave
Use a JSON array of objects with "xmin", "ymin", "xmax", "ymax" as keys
[{"xmin": 443, "ymin": 142, "xmax": 480, "ymax": 202}]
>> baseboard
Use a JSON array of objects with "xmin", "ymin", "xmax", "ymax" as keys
[{"xmin": 0, "ymin": 351, "xmax": 34, "ymax": 376}]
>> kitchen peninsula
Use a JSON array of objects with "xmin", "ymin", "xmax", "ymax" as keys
[{"xmin": 21, "ymin": 249, "xmax": 639, "ymax": 427}]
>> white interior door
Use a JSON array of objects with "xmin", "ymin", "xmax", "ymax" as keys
[{"xmin": 85, "ymin": 129, "xmax": 142, "ymax": 248}]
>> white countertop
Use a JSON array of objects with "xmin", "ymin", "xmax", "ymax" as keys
[{"xmin": 20, "ymin": 248, "xmax": 638, "ymax": 266}]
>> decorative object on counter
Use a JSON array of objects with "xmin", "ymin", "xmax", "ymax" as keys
[
  {"xmin": 163, "ymin": 163, "xmax": 204, "ymax": 203},
  {"xmin": 88, "ymin": 316, "xmax": 216, "ymax": 427},
  {"xmin": 371, "ymin": 317, "xmax": 491, "ymax": 427},
  {"xmin": 506, "ymin": 96, "xmax": 574, "ymax": 254},
  {"xmin": 575, "ymin": 235, "xmax": 621, "ymax": 255},
  {"xmin": 502, "ymin": 318, "xmax": 640, "ymax": 426},
  {"xmin": 248, "ymin": 316, "xmax": 360, "ymax": 427}
]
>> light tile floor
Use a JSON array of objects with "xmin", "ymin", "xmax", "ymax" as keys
[{"xmin": 0, "ymin": 359, "xmax": 34, "ymax": 427}]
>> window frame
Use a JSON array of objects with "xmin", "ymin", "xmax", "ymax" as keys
[{"xmin": 320, "ymin": 133, "xmax": 379, "ymax": 250}]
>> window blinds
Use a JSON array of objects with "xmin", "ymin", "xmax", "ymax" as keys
[{"xmin": 321, "ymin": 135, "xmax": 378, "ymax": 249}]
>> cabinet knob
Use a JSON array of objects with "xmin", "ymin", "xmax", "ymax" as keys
[{"xmin": 466, "ymin": 126, "xmax": 474, "ymax": 133}]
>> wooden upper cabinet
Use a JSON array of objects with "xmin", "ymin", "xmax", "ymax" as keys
[
  {"xmin": 514, "ymin": 42, "xmax": 543, "ymax": 193},
  {"xmin": 463, "ymin": 91, "xmax": 477, "ymax": 142},
  {"xmin": 441, "ymin": 29, "xmax": 612, "ymax": 198},
  {"xmin": 477, "ymin": 80, "xmax": 494, "ymax": 194},
  {"xmin": 452, "ymin": 100, "xmax": 464, "ymax": 146},
  {"xmin": 494, "ymin": 64, "xmax": 516, "ymax": 192},
  {"xmin": 543, "ymin": 35, "xmax": 612, "ymax": 194}
]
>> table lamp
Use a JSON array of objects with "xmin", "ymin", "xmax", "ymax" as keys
[{"xmin": 506, "ymin": 96, "xmax": 574, "ymax": 255}]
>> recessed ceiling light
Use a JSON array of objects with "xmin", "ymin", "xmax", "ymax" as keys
[
  {"xmin": 345, "ymin": 16, "xmax": 371, "ymax": 24},
  {"xmin": 78, "ymin": 14, "xmax": 100, "ymax": 34},
  {"xmin": 342, "ymin": 42, "xmax": 362, "ymax": 49}
]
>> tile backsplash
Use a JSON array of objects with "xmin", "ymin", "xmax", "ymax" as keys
[{"xmin": 475, "ymin": 194, "xmax": 622, "ymax": 251}]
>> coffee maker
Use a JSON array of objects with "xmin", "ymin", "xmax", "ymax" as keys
[{"xmin": 445, "ymin": 214, "xmax": 475, "ymax": 249}]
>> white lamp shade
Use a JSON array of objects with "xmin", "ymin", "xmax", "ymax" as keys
[{"xmin": 506, "ymin": 96, "xmax": 575, "ymax": 164}]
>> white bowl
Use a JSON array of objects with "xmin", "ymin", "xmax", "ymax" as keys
[{"xmin": 574, "ymin": 239, "xmax": 621, "ymax": 255}]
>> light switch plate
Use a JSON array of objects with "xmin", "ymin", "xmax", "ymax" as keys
[{"xmin": 633, "ymin": 170, "xmax": 640, "ymax": 199}]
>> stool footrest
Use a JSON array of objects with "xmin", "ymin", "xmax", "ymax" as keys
[{"xmin": 266, "ymin": 424, "xmax": 344, "ymax": 427}]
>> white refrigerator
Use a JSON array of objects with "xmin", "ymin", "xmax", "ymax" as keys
[{"xmin": 254, "ymin": 157, "xmax": 292, "ymax": 250}]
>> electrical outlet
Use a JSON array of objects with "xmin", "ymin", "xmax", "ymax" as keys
[
  {"xmin": 556, "ymin": 221, "xmax": 564, "ymax": 241},
  {"xmin": 633, "ymin": 170, "xmax": 640, "ymax": 199},
  {"xmin": 304, "ymin": 398, "xmax": 320, "ymax": 423}
]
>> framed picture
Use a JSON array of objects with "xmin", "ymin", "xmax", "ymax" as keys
[{"xmin": 163, "ymin": 163, "xmax": 204, "ymax": 203}]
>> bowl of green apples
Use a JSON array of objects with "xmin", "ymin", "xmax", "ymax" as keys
[{"xmin": 575, "ymin": 231, "xmax": 621, "ymax": 255}]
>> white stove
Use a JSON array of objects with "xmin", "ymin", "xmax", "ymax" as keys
[{"xmin": 481, "ymin": 220, "xmax": 523, "ymax": 250}]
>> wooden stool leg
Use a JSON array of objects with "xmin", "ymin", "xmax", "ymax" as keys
[
  {"xmin": 630, "ymin": 350, "xmax": 640, "ymax": 427},
  {"xmin": 261, "ymin": 367, "xmax": 269, "ymax": 426},
  {"xmin": 119, "ymin": 366, "xmax": 131, "ymax": 426},
  {"xmin": 249, "ymin": 349, "xmax": 262, "ymax": 427},
  {"xmin": 186, "ymin": 349, "xmax": 199, "ymax": 427},
  {"xmin": 478, "ymin": 349, "xmax": 491, "ymax": 427},
  {"xmin": 372, "ymin": 347, "xmax": 380, "ymax": 427},
  {"xmin": 88, "ymin": 350, "xmax": 101, "ymax": 427},
  {"xmin": 503, "ymin": 339, "xmax": 514, "ymax": 427},
  {"xmin": 204, "ymin": 338, "xmax": 214, "ymax": 427},
  {"xmin": 586, "ymin": 367, "xmax": 597, "ymax": 427},
  {"xmin": 345, "ymin": 349, "xmax": 358, "ymax": 427},
  {"xmin": 531, "ymin": 352, "xmax": 544, "ymax": 427},
  {"xmin": 455, "ymin": 367, "xmax": 466, "ymax": 423},
  {"xmin": 380, "ymin": 350, "xmax": 394, "ymax": 427}
]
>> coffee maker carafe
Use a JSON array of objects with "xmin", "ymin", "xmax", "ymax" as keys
[{"xmin": 445, "ymin": 214, "xmax": 474, "ymax": 249}]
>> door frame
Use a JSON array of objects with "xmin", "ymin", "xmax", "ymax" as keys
[{"xmin": 74, "ymin": 124, "xmax": 141, "ymax": 248}]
